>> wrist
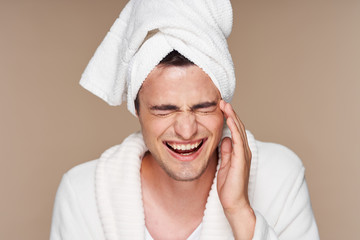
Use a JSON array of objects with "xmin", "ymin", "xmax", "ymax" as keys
[{"xmin": 224, "ymin": 205, "xmax": 256, "ymax": 240}]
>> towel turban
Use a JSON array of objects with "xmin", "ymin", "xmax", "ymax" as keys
[{"xmin": 80, "ymin": 0, "xmax": 236, "ymax": 116}]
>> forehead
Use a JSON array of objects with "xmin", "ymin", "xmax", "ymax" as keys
[{"xmin": 139, "ymin": 65, "xmax": 221, "ymax": 104}]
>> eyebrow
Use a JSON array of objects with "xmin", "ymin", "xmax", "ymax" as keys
[
  {"xmin": 150, "ymin": 104, "xmax": 180, "ymax": 111},
  {"xmin": 191, "ymin": 101, "xmax": 218, "ymax": 111}
]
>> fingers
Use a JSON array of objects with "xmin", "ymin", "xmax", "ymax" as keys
[
  {"xmin": 220, "ymin": 100, "xmax": 244, "ymax": 145},
  {"xmin": 220, "ymin": 137, "xmax": 232, "ymax": 168},
  {"xmin": 219, "ymin": 100, "xmax": 252, "ymax": 163},
  {"xmin": 220, "ymin": 100, "xmax": 242, "ymax": 131},
  {"xmin": 226, "ymin": 117, "xmax": 243, "ymax": 154}
]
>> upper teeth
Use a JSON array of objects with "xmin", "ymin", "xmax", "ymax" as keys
[{"xmin": 167, "ymin": 140, "xmax": 202, "ymax": 151}]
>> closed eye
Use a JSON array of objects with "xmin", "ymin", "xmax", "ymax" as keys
[
  {"xmin": 150, "ymin": 104, "xmax": 179, "ymax": 117},
  {"xmin": 152, "ymin": 110, "xmax": 176, "ymax": 117},
  {"xmin": 191, "ymin": 101, "xmax": 218, "ymax": 114},
  {"xmin": 195, "ymin": 107, "xmax": 217, "ymax": 114}
]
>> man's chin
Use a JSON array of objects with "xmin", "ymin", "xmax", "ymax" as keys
[
  {"xmin": 159, "ymin": 160, "xmax": 211, "ymax": 182},
  {"xmin": 165, "ymin": 171, "xmax": 205, "ymax": 182}
]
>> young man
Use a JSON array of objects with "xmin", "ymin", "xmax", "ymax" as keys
[
  {"xmin": 136, "ymin": 51, "xmax": 254, "ymax": 239},
  {"xmin": 51, "ymin": 1, "xmax": 319, "ymax": 239}
]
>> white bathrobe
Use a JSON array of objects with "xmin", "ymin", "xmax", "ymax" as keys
[{"xmin": 50, "ymin": 131, "xmax": 319, "ymax": 239}]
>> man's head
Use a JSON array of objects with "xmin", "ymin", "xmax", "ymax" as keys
[{"xmin": 136, "ymin": 51, "xmax": 224, "ymax": 181}]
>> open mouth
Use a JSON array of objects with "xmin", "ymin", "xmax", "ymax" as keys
[{"xmin": 165, "ymin": 139, "xmax": 205, "ymax": 156}]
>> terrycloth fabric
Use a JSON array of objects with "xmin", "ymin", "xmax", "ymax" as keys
[
  {"xmin": 50, "ymin": 130, "xmax": 320, "ymax": 240},
  {"xmin": 79, "ymin": 0, "xmax": 235, "ymax": 116}
]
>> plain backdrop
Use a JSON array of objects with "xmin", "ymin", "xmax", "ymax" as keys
[{"xmin": 1, "ymin": 0, "xmax": 359, "ymax": 239}]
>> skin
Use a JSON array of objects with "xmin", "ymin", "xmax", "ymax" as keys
[
  {"xmin": 137, "ymin": 64, "xmax": 255, "ymax": 240},
  {"xmin": 218, "ymin": 100, "xmax": 256, "ymax": 239}
]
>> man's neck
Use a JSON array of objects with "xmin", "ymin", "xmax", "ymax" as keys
[
  {"xmin": 140, "ymin": 152, "xmax": 218, "ymax": 239},
  {"xmin": 141, "ymin": 152, "xmax": 217, "ymax": 203}
]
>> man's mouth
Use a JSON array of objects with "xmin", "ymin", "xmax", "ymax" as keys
[{"xmin": 165, "ymin": 139, "xmax": 205, "ymax": 156}]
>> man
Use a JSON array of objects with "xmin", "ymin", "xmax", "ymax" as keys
[
  {"xmin": 135, "ymin": 50, "xmax": 255, "ymax": 239},
  {"xmin": 51, "ymin": 0, "xmax": 319, "ymax": 239}
]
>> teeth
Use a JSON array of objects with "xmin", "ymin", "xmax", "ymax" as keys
[{"xmin": 167, "ymin": 140, "xmax": 202, "ymax": 151}]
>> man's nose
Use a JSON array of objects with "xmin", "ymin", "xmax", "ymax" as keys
[{"xmin": 174, "ymin": 111, "xmax": 198, "ymax": 140}]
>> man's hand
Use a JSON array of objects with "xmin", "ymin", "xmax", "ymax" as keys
[{"xmin": 217, "ymin": 100, "xmax": 256, "ymax": 240}]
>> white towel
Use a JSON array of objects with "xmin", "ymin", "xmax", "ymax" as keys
[{"xmin": 80, "ymin": 0, "xmax": 235, "ymax": 116}]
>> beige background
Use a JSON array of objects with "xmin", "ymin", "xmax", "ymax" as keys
[{"xmin": 1, "ymin": 0, "xmax": 359, "ymax": 239}]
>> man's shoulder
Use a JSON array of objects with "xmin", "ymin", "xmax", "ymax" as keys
[
  {"xmin": 62, "ymin": 131, "xmax": 144, "ymax": 186},
  {"xmin": 57, "ymin": 160, "xmax": 99, "ymax": 218},
  {"xmin": 251, "ymin": 139, "xmax": 306, "ymax": 203},
  {"xmin": 52, "ymin": 160, "xmax": 105, "ymax": 239},
  {"xmin": 250, "ymin": 139, "xmax": 313, "ymax": 229},
  {"xmin": 63, "ymin": 160, "xmax": 98, "ymax": 189},
  {"xmin": 255, "ymin": 140, "xmax": 304, "ymax": 171},
  {"xmin": 66, "ymin": 159, "xmax": 98, "ymax": 176},
  {"xmin": 251, "ymin": 139, "xmax": 306, "ymax": 200}
]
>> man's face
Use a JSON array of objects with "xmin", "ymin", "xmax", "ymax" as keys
[{"xmin": 137, "ymin": 64, "xmax": 224, "ymax": 181}]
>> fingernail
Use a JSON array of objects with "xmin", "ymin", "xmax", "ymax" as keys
[{"xmin": 219, "ymin": 100, "xmax": 224, "ymax": 108}]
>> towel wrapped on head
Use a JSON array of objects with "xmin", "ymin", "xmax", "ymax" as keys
[{"xmin": 80, "ymin": 0, "xmax": 236, "ymax": 116}]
